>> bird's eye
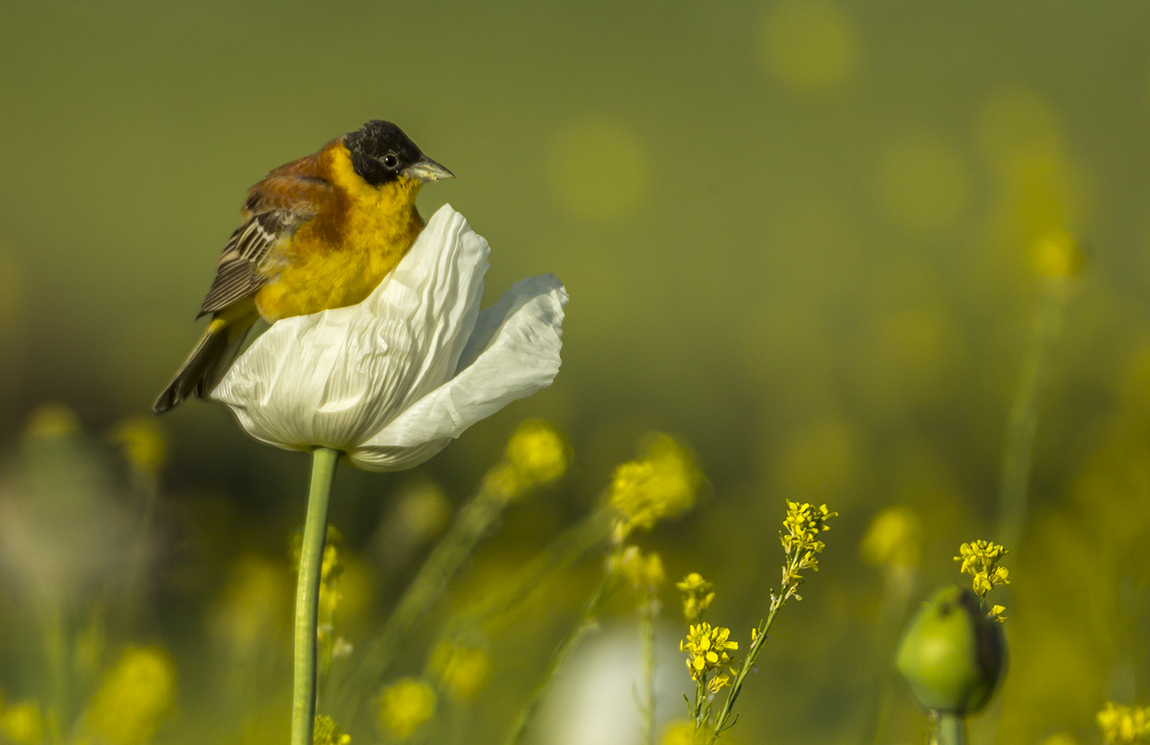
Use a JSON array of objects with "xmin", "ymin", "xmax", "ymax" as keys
[{"xmin": 382, "ymin": 153, "xmax": 399, "ymax": 169}]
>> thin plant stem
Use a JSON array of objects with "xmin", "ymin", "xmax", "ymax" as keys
[
  {"xmin": 502, "ymin": 546, "xmax": 624, "ymax": 745},
  {"xmin": 706, "ymin": 548, "xmax": 804, "ymax": 743},
  {"xmin": 291, "ymin": 447, "xmax": 340, "ymax": 745},
  {"xmin": 935, "ymin": 711, "xmax": 966, "ymax": 745},
  {"xmin": 640, "ymin": 588, "xmax": 657, "ymax": 745},
  {"xmin": 335, "ymin": 481, "xmax": 522, "ymax": 720},
  {"xmin": 997, "ymin": 280, "xmax": 1071, "ymax": 554},
  {"xmin": 451, "ymin": 509, "xmax": 611, "ymax": 638}
]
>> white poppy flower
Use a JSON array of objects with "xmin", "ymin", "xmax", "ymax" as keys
[{"xmin": 211, "ymin": 205, "xmax": 567, "ymax": 472}]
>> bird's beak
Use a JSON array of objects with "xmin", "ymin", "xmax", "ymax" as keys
[{"xmin": 402, "ymin": 156, "xmax": 455, "ymax": 183}]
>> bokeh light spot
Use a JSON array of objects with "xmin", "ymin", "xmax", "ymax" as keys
[
  {"xmin": 546, "ymin": 117, "xmax": 647, "ymax": 221},
  {"xmin": 876, "ymin": 133, "xmax": 970, "ymax": 233},
  {"xmin": 976, "ymin": 86, "xmax": 1063, "ymax": 170},
  {"xmin": 760, "ymin": 0, "xmax": 859, "ymax": 92}
]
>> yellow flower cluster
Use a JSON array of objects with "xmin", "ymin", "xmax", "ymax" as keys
[
  {"xmin": 318, "ymin": 527, "xmax": 345, "ymax": 640},
  {"xmin": 779, "ymin": 502, "xmax": 838, "ymax": 600},
  {"xmin": 620, "ymin": 546, "xmax": 666, "ymax": 593},
  {"xmin": 0, "ymin": 698, "xmax": 44, "ymax": 745},
  {"xmin": 377, "ymin": 678, "xmax": 437, "ymax": 739},
  {"xmin": 483, "ymin": 419, "xmax": 570, "ymax": 501},
  {"xmin": 313, "ymin": 715, "xmax": 351, "ymax": 745},
  {"xmin": 675, "ymin": 573, "xmax": 715, "ymax": 623},
  {"xmin": 680, "ymin": 622, "xmax": 738, "ymax": 694},
  {"xmin": 609, "ymin": 434, "xmax": 703, "ymax": 543},
  {"xmin": 431, "ymin": 642, "xmax": 493, "ymax": 702},
  {"xmin": 81, "ymin": 646, "xmax": 177, "ymax": 745},
  {"xmin": 954, "ymin": 540, "xmax": 1011, "ymax": 598},
  {"xmin": 1098, "ymin": 702, "xmax": 1150, "ymax": 744}
]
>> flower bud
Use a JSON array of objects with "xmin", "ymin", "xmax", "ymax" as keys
[{"xmin": 895, "ymin": 585, "xmax": 1005, "ymax": 714}]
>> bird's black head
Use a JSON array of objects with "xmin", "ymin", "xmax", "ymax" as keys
[{"xmin": 344, "ymin": 120, "xmax": 453, "ymax": 186}]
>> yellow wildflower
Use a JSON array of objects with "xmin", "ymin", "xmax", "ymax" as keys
[
  {"xmin": 0, "ymin": 699, "xmax": 44, "ymax": 745},
  {"xmin": 1098, "ymin": 702, "xmax": 1150, "ymax": 744},
  {"xmin": 108, "ymin": 416, "xmax": 168, "ymax": 476},
  {"xmin": 377, "ymin": 678, "xmax": 436, "ymax": 739},
  {"xmin": 619, "ymin": 546, "xmax": 666, "ymax": 593},
  {"xmin": 430, "ymin": 642, "xmax": 492, "ymax": 701},
  {"xmin": 313, "ymin": 715, "xmax": 351, "ymax": 745},
  {"xmin": 680, "ymin": 622, "xmax": 738, "ymax": 693},
  {"xmin": 988, "ymin": 604, "xmax": 1008, "ymax": 624},
  {"xmin": 778, "ymin": 501, "xmax": 838, "ymax": 600},
  {"xmin": 675, "ymin": 572, "xmax": 715, "ymax": 623},
  {"xmin": 482, "ymin": 420, "xmax": 570, "ymax": 501},
  {"xmin": 505, "ymin": 419, "xmax": 569, "ymax": 487},
  {"xmin": 81, "ymin": 646, "xmax": 176, "ymax": 745},
  {"xmin": 954, "ymin": 540, "xmax": 1011, "ymax": 599},
  {"xmin": 859, "ymin": 505, "xmax": 921, "ymax": 569},
  {"xmin": 609, "ymin": 433, "xmax": 703, "ymax": 543}
]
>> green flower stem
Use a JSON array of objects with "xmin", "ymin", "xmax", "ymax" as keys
[
  {"xmin": 291, "ymin": 447, "xmax": 340, "ymax": 745},
  {"xmin": 998, "ymin": 280, "xmax": 1071, "ymax": 554},
  {"xmin": 640, "ymin": 590, "xmax": 657, "ymax": 745},
  {"xmin": 336, "ymin": 480, "xmax": 525, "ymax": 721},
  {"xmin": 502, "ymin": 546, "xmax": 624, "ymax": 745},
  {"xmin": 935, "ymin": 711, "xmax": 966, "ymax": 745},
  {"xmin": 707, "ymin": 547, "xmax": 805, "ymax": 743}
]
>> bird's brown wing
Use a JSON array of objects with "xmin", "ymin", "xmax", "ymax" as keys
[{"xmin": 196, "ymin": 153, "xmax": 335, "ymax": 318}]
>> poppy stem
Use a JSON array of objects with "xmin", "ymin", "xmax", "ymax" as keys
[
  {"xmin": 935, "ymin": 711, "xmax": 966, "ymax": 745},
  {"xmin": 291, "ymin": 447, "xmax": 340, "ymax": 745}
]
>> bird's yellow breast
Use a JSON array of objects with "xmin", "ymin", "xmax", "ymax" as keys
[{"xmin": 255, "ymin": 145, "xmax": 424, "ymax": 322}]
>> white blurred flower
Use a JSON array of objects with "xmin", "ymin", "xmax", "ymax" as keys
[{"xmin": 212, "ymin": 205, "xmax": 567, "ymax": 472}]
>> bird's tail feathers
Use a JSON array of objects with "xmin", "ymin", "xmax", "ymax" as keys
[{"xmin": 153, "ymin": 311, "xmax": 257, "ymax": 414}]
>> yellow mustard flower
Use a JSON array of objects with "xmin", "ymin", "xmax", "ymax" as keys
[
  {"xmin": 108, "ymin": 416, "xmax": 168, "ymax": 477},
  {"xmin": 609, "ymin": 434, "xmax": 703, "ymax": 543},
  {"xmin": 675, "ymin": 572, "xmax": 715, "ymax": 623},
  {"xmin": 81, "ymin": 646, "xmax": 176, "ymax": 745},
  {"xmin": 377, "ymin": 678, "xmax": 436, "ymax": 739},
  {"xmin": 988, "ymin": 604, "xmax": 1008, "ymax": 624},
  {"xmin": 431, "ymin": 642, "xmax": 493, "ymax": 701},
  {"xmin": 505, "ymin": 419, "xmax": 570, "ymax": 487},
  {"xmin": 481, "ymin": 420, "xmax": 570, "ymax": 501},
  {"xmin": 778, "ymin": 501, "xmax": 838, "ymax": 601},
  {"xmin": 954, "ymin": 540, "xmax": 1011, "ymax": 599},
  {"xmin": 1098, "ymin": 702, "xmax": 1150, "ymax": 744},
  {"xmin": 0, "ymin": 699, "xmax": 44, "ymax": 745},
  {"xmin": 313, "ymin": 715, "xmax": 351, "ymax": 745},
  {"xmin": 680, "ymin": 622, "xmax": 738, "ymax": 693},
  {"xmin": 619, "ymin": 546, "xmax": 666, "ymax": 593}
]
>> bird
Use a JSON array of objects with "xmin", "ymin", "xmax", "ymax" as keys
[{"xmin": 153, "ymin": 120, "xmax": 453, "ymax": 414}]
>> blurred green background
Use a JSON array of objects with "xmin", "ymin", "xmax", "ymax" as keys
[{"xmin": 1, "ymin": 1, "xmax": 1149, "ymax": 744}]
